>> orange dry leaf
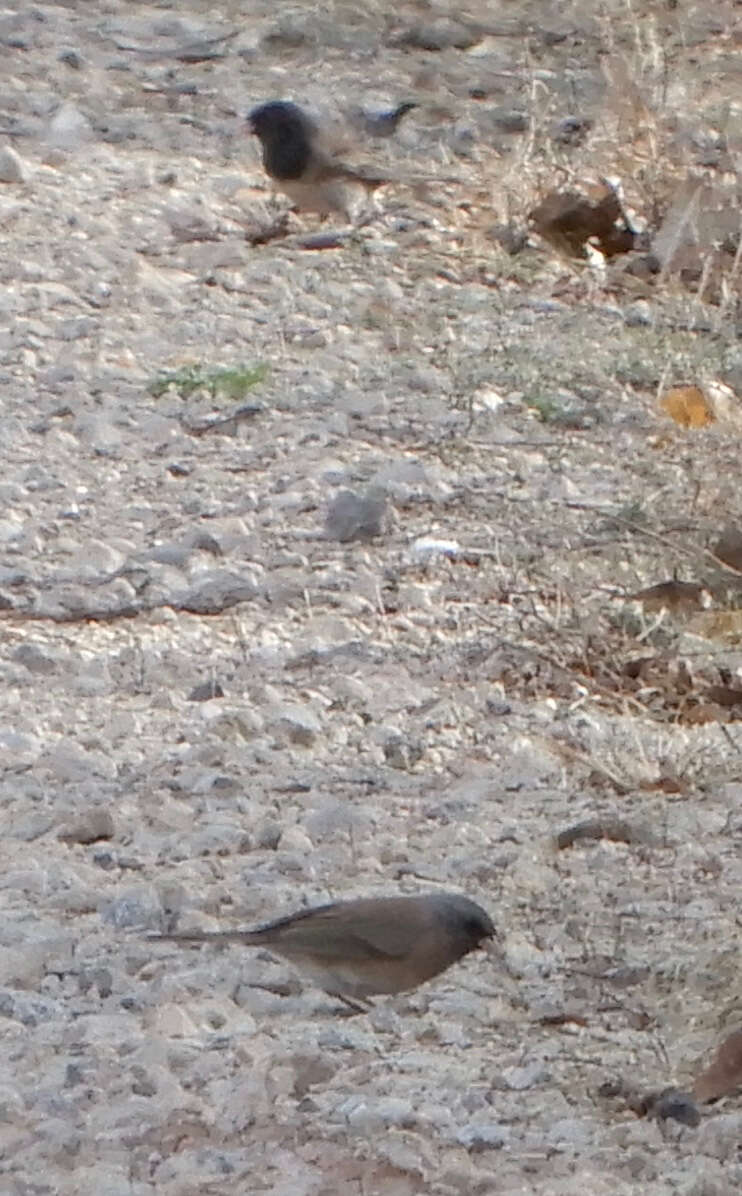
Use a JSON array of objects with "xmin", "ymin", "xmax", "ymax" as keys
[
  {"xmin": 694, "ymin": 1027, "xmax": 742, "ymax": 1102},
  {"xmin": 660, "ymin": 386, "xmax": 714, "ymax": 428}
]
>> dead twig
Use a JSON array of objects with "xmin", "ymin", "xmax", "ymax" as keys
[{"xmin": 110, "ymin": 29, "xmax": 238, "ymax": 63}]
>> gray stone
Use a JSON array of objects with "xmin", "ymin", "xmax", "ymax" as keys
[
  {"xmin": 0, "ymin": 145, "xmax": 28, "ymax": 183},
  {"xmin": 270, "ymin": 703, "xmax": 322, "ymax": 747},
  {"xmin": 254, "ymin": 821, "xmax": 282, "ymax": 849},
  {"xmin": 58, "ymin": 807, "xmax": 115, "ymax": 845},
  {"xmin": 100, "ymin": 888, "xmax": 162, "ymax": 929},
  {"xmin": 176, "ymin": 570, "xmax": 259, "ymax": 614},
  {"xmin": 383, "ymin": 733, "xmax": 424, "ymax": 771},
  {"xmin": 455, "ymin": 1121, "xmax": 509, "ymax": 1151},
  {"xmin": 13, "ymin": 642, "xmax": 59, "ymax": 674},
  {"xmin": 488, "ymin": 108, "xmax": 529, "ymax": 134},
  {"xmin": 324, "ymin": 488, "xmax": 386, "ymax": 542},
  {"xmin": 48, "ymin": 103, "xmax": 94, "ymax": 150},
  {"xmin": 58, "ymin": 48, "xmax": 84, "ymax": 68},
  {"xmin": 187, "ymin": 680, "xmax": 225, "ymax": 701},
  {"xmin": 395, "ymin": 19, "xmax": 481, "ymax": 50}
]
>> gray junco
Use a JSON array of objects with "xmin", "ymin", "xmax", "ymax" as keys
[
  {"xmin": 151, "ymin": 891, "xmax": 494, "ymax": 1011},
  {"xmin": 350, "ymin": 101, "xmax": 418, "ymax": 139},
  {"xmin": 248, "ymin": 99, "xmax": 393, "ymax": 219},
  {"xmin": 248, "ymin": 99, "xmax": 450, "ymax": 221}
]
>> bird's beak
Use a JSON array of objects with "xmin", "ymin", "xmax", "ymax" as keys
[{"xmin": 481, "ymin": 937, "xmax": 499, "ymax": 958}]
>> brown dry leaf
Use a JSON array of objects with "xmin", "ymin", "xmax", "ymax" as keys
[
  {"xmin": 555, "ymin": 818, "xmax": 651, "ymax": 849},
  {"xmin": 638, "ymin": 774, "xmax": 689, "ymax": 795},
  {"xmin": 705, "ymin": 686, "xmax": 742, "ymax": 708},
  {"xmin": 694, "ymin": 1027, "xmax": 742, "ymax": 1103},
  {"xmin": 687, "ymin": 611, "xmax": 742, "ymax": 642},
  {"xmin": 530, "ymin": 180, "xmax": 638, "ymax": 260},
  {"xmin": 683, "ymin": 703, "xmax": 726, "ymax": 725},
  {"xmin": 537, "ymin": 1009, "xmax": 589, "ymax": 1028},
  {"xmin": 712, "ymin": 527, "xmax": 742, "ymax": 573},
  {"xmin": 630, "ymin": 579, "xmax": 709, "ymax": 612},
  {"xmin": 622, "ymin": 656, "xmax": 657, "ymax": 680},
  {"xmin": 660, "ymin": 385, "xmax": 714, "ymax": 428},
  {"xmin": 674, "ymin": 658, "xmax": 695, "ymax": 693}
]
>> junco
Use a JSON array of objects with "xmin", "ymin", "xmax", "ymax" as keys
[
  {"xmin": 248, "ymin": 100, "xmax": 393, "ymax": 219},
  {"xmin": 151, "ymin": 891, "xmax": 494, "ymax": 1011},
  {"xmin": 248, "ymin": 99, "xmax": 448, "ymax": 221},
  {"xmin": 350, "ymin": 101, "xmax": 418, "ymax": 139}
]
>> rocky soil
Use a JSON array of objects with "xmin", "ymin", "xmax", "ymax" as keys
[{"xmin": 2, "ymin": 2, "xmax": 742, "ymax": 1194}]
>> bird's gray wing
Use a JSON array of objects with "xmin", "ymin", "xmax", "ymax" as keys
[{"xmin": 275, "ymin": 901, "xmax": 416, "ymax": 959}]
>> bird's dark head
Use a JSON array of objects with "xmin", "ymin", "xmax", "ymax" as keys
[
  {"xmin": 436, "ymin": 894, "xmax": 495, "ymax": 950},
  {"xmin": 247, "ymin": 101, "xmax": 314, "ymax": 179},
  {"xmin": 248, "ymin": 101, "xmax": 305, "ymax": 138}
]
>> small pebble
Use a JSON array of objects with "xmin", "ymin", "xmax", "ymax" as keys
[{"xmin": 0, "ymin": 145, "xmax": 28, "ymax": 183}]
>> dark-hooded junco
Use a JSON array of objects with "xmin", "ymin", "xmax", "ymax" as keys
[
  {"xmin": 350, "ymin": 101, "xmax": 418, "ymax": 139},
  {"xmin": 248, "ymin": 99, "xmax": 393, "ymax": 219},
  {"xmin": 151, "ymin": 891, "xmax": 494, "ymax": 1011},
  {"xmin": 248, "ymin": 99, "xmax": 449, "ymax": 221}
]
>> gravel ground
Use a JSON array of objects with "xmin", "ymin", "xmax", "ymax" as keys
[{"xmin": 2, "ymin": 3, "xmax": 742, "ymax": 1194}]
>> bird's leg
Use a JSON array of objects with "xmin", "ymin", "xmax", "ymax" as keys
[
  {"xmin": 335, "ymin": 993, "xmax": 374, "ymax": 1014},
  {"xmin": 351, "ymin": 204, "xmax": 384, "ymax": 232}
]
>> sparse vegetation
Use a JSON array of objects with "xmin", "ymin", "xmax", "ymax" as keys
[{"xmin": 148, "ymin": 363, "xmax": 267, "ymax": 400}]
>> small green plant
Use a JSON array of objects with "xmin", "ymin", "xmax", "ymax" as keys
[
  {"xmin": 524, "ymin": 392, "xmax": 565, "ymax": 423},
  {"xmin": 615, "ymin": 500, "xmax": 648, "ymax": 526},
  {"xmin": 148, "ymin": 363, "xmax": 267, "ymax": 400}
]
